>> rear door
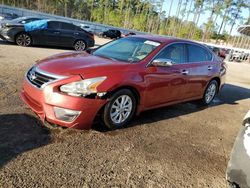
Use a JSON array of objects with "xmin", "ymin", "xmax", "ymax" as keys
[
  {"xmin": 185, "ymin": 43, "xmax": 215, "ymax": 98},
  {"xmin": 60, "ymin": 22, "xmax": 77, "ymax": 47}
]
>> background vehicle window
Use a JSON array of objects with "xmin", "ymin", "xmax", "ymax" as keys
[
  {"xmin": 48, "ymin": 21, "xmax": 60, "ymax": 29},
  {"xmin": 188, "ymin": 44, "xmax": 212, "ymax": 62},
  {"xmin": 61, "ymin": 22, "xmax": 74, "ymax": 30},
  {"xmin": 155, "ymin": 44, "xmax": 186, "ymax": 64}
]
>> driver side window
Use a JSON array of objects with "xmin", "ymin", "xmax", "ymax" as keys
[{"xmin": 155, "ymin": 43, "xmax": 186, "ymax": 64}]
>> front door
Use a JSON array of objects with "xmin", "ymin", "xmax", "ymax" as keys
[{"xmin": 144, "ymin": 43, "xmax": 189, "ymax": 107}]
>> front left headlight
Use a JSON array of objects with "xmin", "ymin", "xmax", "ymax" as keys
[{"xmin": 60, "ymin": 76, "xmax": 106, "ymax": 97}]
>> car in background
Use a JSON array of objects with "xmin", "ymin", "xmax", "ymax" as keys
[
  {"xmin": 207, "ymin": 45, "xmax": 226, "ymax": 60},
  {"xmin": 0, "ymin": 13, "xmax": 18, "ymax": 22},
  {"xmin": 218, "ymin": 48, "xmax": 227, "ymax": 59},
  {"xmin": 226, "ymin": 110, "xmax": 250, "ymax": 188},
  {"xmin": 230, "ymin": 50, "xmax": 242, "ymax": 62},
  {"xmin": 0, "ymin": 20, "xmax": 95, "ymax": 51},
  {"xmin": 122, "ymin": 32, "xmax": 136, "ymax": 37},
  {"xmin": 20, "ymin": 36, "xmax": 226, "ymax": 130},
  {"xmin": 0, "ymin": 16, "xmax": 43, "ymax": 29},
  {"xmin": 100, "ymin": 29, "xmax": 121, "ymax": 39}
]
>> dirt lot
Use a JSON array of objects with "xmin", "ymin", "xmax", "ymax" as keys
[{"xmin": 0, "ymin": 37, "xmax": 250, "ymax": 188}]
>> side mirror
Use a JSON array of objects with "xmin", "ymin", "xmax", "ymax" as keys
[{"xmin": 151, "ymin": 58, "xmax": 174, "ymax": 67}]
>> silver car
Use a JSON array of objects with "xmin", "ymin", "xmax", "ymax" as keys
[{"xmin": 226, "ymin": 110, "xmax": 250, "ymax": 188}]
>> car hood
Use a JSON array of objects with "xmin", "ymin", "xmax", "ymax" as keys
[{"xmin": 36, "ymin": 51, "xmax": 130, "ymax": 76}]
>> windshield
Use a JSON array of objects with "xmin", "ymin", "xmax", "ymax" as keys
[{"xmin": 93, "ymin": 37, "xmax": 161, "ymax": 63}]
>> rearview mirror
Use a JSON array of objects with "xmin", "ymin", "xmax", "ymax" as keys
[{"xmin": 151, "ymin": 58, "xmax": 174, "ymax": 67}]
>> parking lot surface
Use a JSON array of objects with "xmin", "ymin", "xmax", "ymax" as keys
[{"xmin": 0, "ymin": 37, "xmax": 250, "ymax": 187}]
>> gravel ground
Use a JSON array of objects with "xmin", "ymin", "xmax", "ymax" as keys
[{"xmin": 0, "ymin": 37, "xmax": 250, "ymax": 187}]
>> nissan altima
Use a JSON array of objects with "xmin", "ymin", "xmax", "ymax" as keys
[{"xmin": 20, "ymin": 35, "xmax": 226, "ymax": 130}]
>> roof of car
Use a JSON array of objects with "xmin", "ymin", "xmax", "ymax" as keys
[{"xmin": 131, "ymin": 34, "xmax": 197, "ymax": 44}]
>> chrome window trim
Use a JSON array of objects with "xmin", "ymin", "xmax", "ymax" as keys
[
  {"xmin": 146, "ymin": 41, "xmax": 214, "ymax": 67},
  {"xmin": 26, "ymin": 66, "xmax": 68, "ymax": 90}
]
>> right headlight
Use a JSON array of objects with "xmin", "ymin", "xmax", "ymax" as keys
[{"xmin": 60, "ymin": 76, "xmax": 106, "ymax": 97}]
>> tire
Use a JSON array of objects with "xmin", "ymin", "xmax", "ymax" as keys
[
  {"xmin": 74, "ymin": 40, "xmax": 87, "ymax": 51},
  {"xmin": 102, "ymin": 89, "xmax": 137, "ymax": 130},
  {"xmin": 200, "ymin": 80, "xmax": 218, "ymax": 105},
  {"xmin": 15, "ymin": 33, "xmax": 32, "ymax": 47}
]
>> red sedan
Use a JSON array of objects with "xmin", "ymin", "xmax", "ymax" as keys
[{"xmin": 20, "ymin": 35, "xmax": 226, "ymax": 130}]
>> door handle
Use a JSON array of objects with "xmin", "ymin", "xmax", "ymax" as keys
[
  {"xmin": 74, "ymin": 32, "xmax": 79, "ymax": 35},
  {"xmin": 54, "ymin": 31, "xmax": 60, "ymax": 34},
  {"xmin": 181, "ymin": 70, "xmax": 189, "ymax": 75},
  {"xmin": 208, "ymin": 66, "xmax": 213, "ymax": 71}
]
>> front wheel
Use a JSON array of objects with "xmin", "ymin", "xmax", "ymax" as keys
[
  {"xmin": 102, "ymin": 89, "xmax": 136, "ymax": 130},
  {"xmin": 15, "ymin": 33, "xmax": 32, "ymax": 47},
  {"xmin": 200, "ymin": 80, "xmax": 218, "ymax": 105},
  {"xmin": 74, "ymin": 40, "xmax": 87, "ymax": 51}
]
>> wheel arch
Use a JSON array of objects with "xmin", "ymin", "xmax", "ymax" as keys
[
  {"xmin": 210, "ymin": 77, "xmax": 221, "ymax": 92},
  {"xmin": 14, "ymin": 31, "xmax": 30, "ymax": 41},
  {"xmin": 73, "ymin": 38, "xmax": 88, "ymax": 50},
  {"xmin": 109, "ymin": 85, "xmax": 141, "ymax": 105},
  {"xmin": 73, "ymin": 38, "xmax": 87, "ymax": 45}
]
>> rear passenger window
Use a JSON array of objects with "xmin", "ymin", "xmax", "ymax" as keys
[
  {"xmin": 61, "ymin": 23, "xmax": 75, "ymax": 30},
  {"xmin": 188, "ymin": 44, "xmax": 212, "ymax": 62},
  {"xmin": 48, "ymin": 21, "xmax": 60, "ymax": 29},
  {"xmin": 155, "ymin": 44, "xmax": 186, "ymax": 64},
  {"xmin": 75, "ymin": 26, "xmax": 84, "ymax": 32}
]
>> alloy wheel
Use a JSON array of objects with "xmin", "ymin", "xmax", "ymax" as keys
[
  {"xmin": 74, "ymin": 40, "xmax": 86, "ymax": 51},
  {"xmin": 16, "ymin": 34, "xmax": 31, "ymax": 46},
  {"xmin": 205, "ymin": 83, "xmax": 217, "ymax": 104},
  {"xmin": 110, "ymin": 95, "xmax": 133, "ymax": 124}
]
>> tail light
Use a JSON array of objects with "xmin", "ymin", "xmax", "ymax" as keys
[
  {"xmin": 84, "ymin": 31, "xmax": 94, "ymax": 40},
  {"xmin": 89, "ymin": 33, "xmax": 94, "ymax": 40}
]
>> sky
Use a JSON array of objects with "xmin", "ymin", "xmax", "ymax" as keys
[{"xmin": 162, "ymin": 0, "xmax": 249, "ymax": 36}]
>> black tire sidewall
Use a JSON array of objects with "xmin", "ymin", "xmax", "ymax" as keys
[
  {"xmin": 202, "ymin": 80, "xmax": 218, "ymax": 105},
  {"xmin": 102, "ymin": 89, "xmax": 136, "ymax": 130}
]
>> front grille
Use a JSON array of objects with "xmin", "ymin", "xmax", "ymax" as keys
[{"xmin": 27, "ymin": 67, "xmax": 57, "ymax": 88}]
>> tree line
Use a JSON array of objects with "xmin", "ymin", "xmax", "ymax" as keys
[{"xmin": 1, "ymin": 0, "xmax": 250, "ymax": 44}]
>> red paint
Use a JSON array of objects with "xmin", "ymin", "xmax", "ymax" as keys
[{"xmin": 20, "ymin": 35, "xmax": 226, "ymax": 129}]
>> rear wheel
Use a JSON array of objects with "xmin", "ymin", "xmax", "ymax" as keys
[
  {"xmin": 102, "ymin": 89, "xmax": 136, "ymax": 130},
  {"xmin": 15, "ymin": 33, "xmax": 32, "ymax": 47},
  {"xmin": 200, "ymin": 80, "xmax": 218, "ymax": 105},
  {"xmin": 74, "ymin": 40, "xmax": 87, "ymax": 51}
]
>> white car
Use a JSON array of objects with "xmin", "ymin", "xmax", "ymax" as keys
[{"xmin": 226, "ymin": 110, "xmax": 250, "ymax": 188}]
